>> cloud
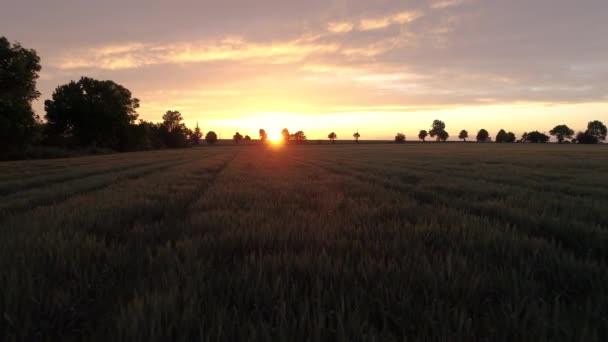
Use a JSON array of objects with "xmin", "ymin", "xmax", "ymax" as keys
[
  {"xmin": 54, "ymin": 36, "xmax": 341, "ymax": 70},
  {"xmin": 327, "ymin": 21, "xmax": 354, "ymax": 33},
  {"xmin": 430, "ymin": 0, "xmax": 469, "ymax": 10},
  {"xmin": 359, "ymin": 11, "xmax": 422, "ymax": 31}
]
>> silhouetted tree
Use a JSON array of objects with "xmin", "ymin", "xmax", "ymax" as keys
[
  {"xmin": 0, "ymin": 36, "xmax": 42, "ymax": 151},
  {"xmin": 259, "ymin": 129, "xmax": 268, "ymax": 143},
  {"xmin": 575, "ymin": 131, "xmax": 599, "ymax": 144},
  {"xmin": 233, "ymin": 132, "xmax": 243, "ymax": 144},
  {"xmin": 418, "ymin": 130, "xmax": 428, "ymax": 142},
  {"xmin": 191, "ymin": 121, "xmax": 202, "ymax": 145},
  {"xmin": 587, "ymin": 120, "xmax": 607, "ymax": 141},
  {"xmin": 506, "ymin": 132, "xmax": 516, "ymax": 143},
  {"xmin": 205, "ymin": 131, "xmax": 218, "ymax": 144},
  {"xmin": 293, "ymin": 131, "xmax": 307, "ymax": 143},
  {"xmin": 45, "ymin": 77, "xmax": 139, "ymax": 149},
  {"xmin": 353, "ymin": 131, "xmax": 360, "ymax": 144},
  {"xmin": 458, "ymin": 130, "xmax": 468, "ymax": 142},
  {"xmin": 477, "ymin": 129, "xmax": 489, "ymax": 142},
  {"xmin": 244, "ymin": 135, "xmax": 251, "ymax": 143},
  {"xmin": 281, "ymin": 128, "xmax": 290, "ymax": 143},
  {"xmin": 160, "ymin": 110, "xmax": 190, "ymax": 148},
  {"xmin": 495, "ymin": 129, "xmax": 508, "ymax": 143},
  {"xmin": 162, "ymin": 111, "xmax": 183, "ymax": 132},
  {"xmin": 429, "ymin": 120, "xmax": 449, "ymax": 142},
  {"xmin": 328, "ymin": 132, "xmax": 337, "ymax": 144},
  {"xmin": 395, "ymin": 133, "xmax": 406, "ymax": 143},
  {"xmin": 523, "ymin": 131, "xmax": 550, "ymax": 143},
  {"xmin": 549, "ymin": 125, "xmax": 574, "ymax": 143}
]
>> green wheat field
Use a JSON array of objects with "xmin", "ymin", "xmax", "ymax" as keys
[{"xmin": 1, "ymin": 144, "xmax": 607, "ymax": 341}]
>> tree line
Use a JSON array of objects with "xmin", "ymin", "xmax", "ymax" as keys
[
  {"xmin": 392, "ymin": 119, "xmax": 606, "ymax": 144},
  {"xmin": 1, "ymin": 36, "xmax": 607, "ymax": 159}
]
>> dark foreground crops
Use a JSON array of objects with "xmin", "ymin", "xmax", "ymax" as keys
[{"xmin": 1, "ymin": 144, "xmax": 607, "ymax": 341}]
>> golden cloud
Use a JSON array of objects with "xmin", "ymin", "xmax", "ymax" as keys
[{"xmin": 359, "ymin": 11, "xmax": 422, "ymax": 31}]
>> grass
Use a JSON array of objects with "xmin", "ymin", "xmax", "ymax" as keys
[{"xmin": 1, "ymin": 143, "xmax": 607, "ymax": 341}]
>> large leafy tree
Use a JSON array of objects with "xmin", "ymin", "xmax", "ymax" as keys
[
  {"xmin": 259, "ymin": 129, "xmax": 268, "ymax": 143},
  {"xmin": 281, "ymin": 128, "xmax": 290, "ymax": 143},
  {"xmin": 162, "ymin": 110, "xmax": 183, "ymax": 132},
  {"xmin": 549, "ymin": 124, "xmax": 574, "ymax": 143},
  {"xmin": 418, "ymin": 130, "xmax": 428, "ymax": 142},
  {"xmin": 205, "ymin": 131, "xmax": 218, "ymax": 144},
  {"xmin": 476, "ymin": 129, "xmax": 489, "ymax": 142},
  {"xmin": 160, "ymin": 110, "xmax": 190, "ymax": 148},
  {"xmin": 0, "ymin": 37, "xmax": 42, "ymax": 149},
  {"xmin": 328, "ymin": 132, "xmax": 337, "ymax": 144},
  {"xmin": 45, "ymin": 77, "xmax": 139, "ymax": 149},
  {"xmin": 587, "ymin": 120, "xmax": 607, "ymax": 141},
  {"xmin": 353, "ymin": 131, "xmax": 360, "ymax": 144},
  {"xmin": 233, "ymin": 132, "xmax": 243, "ymax": 144},
  {"xmin": 292, "ymin": 130, "xmax": 307, "ymax": 143},
  {"xmin": 395, "ymin": 133, "xmax": 406, "ymax": 143},
  {"xmin": 458, "ymin": 130, "xmax": 468, "ymax": 142},
  {"xmin": 495, "ymin": 129, "xmax": 508, "ymax": 143},
  {"xmin": 429, "ymin": 120, "xmax": 449, "ymax": 142},
  {"xmin": 523, "ymin": 131, "xmax": 550, "ymax": 143}
]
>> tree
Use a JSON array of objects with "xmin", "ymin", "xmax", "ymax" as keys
[
  {"xmin": 328, "ymin": 132, "xmax": 337, "ymax": 144},
  {"xmin": 523, "ymin": 131, "xmax": 550, "ymax": 143},
  {"xmin": 159, "ymin": 110, "xmax": 190, "ymax": 148},
  {"xmin": 506, "ymin": 132, "xmax": 516, "ymax": 143},
  {"xmin": 281, "ymin": 128, "xmax": 290, "ymax": 143},
  {"xmin": 244, "ymin": 135, "xmax": 251, "ymax": 143},
  {"xmin": 418, "ymin": 130, "xmax": 428, "ymax": 142},
  {"xmin": 395, "ymin": 133, "xmax": 406, "ymax": 143},
  {"xmin": 293, "ymin": 131, "xmax": 307, "ymax": 143},
  {"xmin": 575, "ymin": 131, "xmax": 599, "ymax": 144},
  {"xmin": 233, "ymin": 132, "xmax": 243, "ymax": 144},
  {"xmin": 477, "ymin": 129, "xmax": 489, "ymax": 142},
  {"xmin": 205, "ymin": 131, "xmax": 218, "ymax": 144},
  {"xmin": 458, "ymin": 130, "xmax": 468, "ymax": 142},
  {"xmin": 162, "ymin": 111, "xmax": 183, "ymax": 132},
  {"xmin": 495, "ymin": 129, "xmax": 508, "ymax": 143},
  {"xmin": 259, "ymin": 129, "xmax": 268, "ymax": 143},
  {"xmin": 429, "ymin": 120, "xmax": 449, "ymax": 142},
  {"xmin": 191, "ymin": 122, "xmax": 202, "ymax": 145},
  {"xmin": 587, "ymin": 120, "xmax": 607, "ymax": 141},
  {"xmin": 45, "ymin": 77, "xmax": 139, "ymax": 149},
  {"xmin": 0, "ymin": 36, "xmax": 42, "ymax": 150},
  {"xmin": 549, "ymin": 124, "xmax": 574, "ymax": 143},
  {"xmin": 353, "ymin": 131, "xmax": 360, "ymax": 144}
]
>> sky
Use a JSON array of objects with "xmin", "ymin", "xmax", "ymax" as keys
[{"xmin": 2, "ymin": 0, "xmax": 607, "ymax": 140}]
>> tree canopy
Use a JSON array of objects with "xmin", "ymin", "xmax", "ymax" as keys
[
  {"xmin": 429, "ymin": 120, "xmax": 449, "ymax": 142},
  {"xmin": 281, "ymin": 128, "xmax": 290, "ymax": 143},
  {"xmin": 395, "ymin": 133, "xmax": 406, "ymax": 143},
  {"xmin": 587, "ymin": 120, "xmax": 607, "ymax": 141},
  {"xmin": 418, "ymin": 130, "xmax": 428, "ymax": 142},
  {"xmin": 476, "ymin": 129, "xmax": 489, "ymax": 142},
  {"xmin": 0, "ymin": 36, "xmax": 42, "ymax": 150},
  {"xmin": 45, "ymin": 77, "xmax": 139, "ymax": 149},
  {"xmin": 205, "ymin": 131, "xmax": 218, "ymax": 144},
  {"xmin": 328, "ymin": 132, "xmax": 337, "ymax": 144},
  {"xmin": 292, "ymin": 131, "xmax": 307, "ymax": 143},
  {"xmin": 233, "ymin": 132, "xmax": 243, "ymax": 144},
  {"xmin": 549, "ymin": 125, "xmax": 574, "ymax": 143},
  {"xmin": 259, "ymin": 129, "xmax": 268, "ymax": 143},
  {"xmin": 458, "ymin": 130, "xmax": 468, "ymax": 142},
  {"xmin": 353, "ymin": 131, "xmax": 360, "ymax": 143},
  {"xmin": 523, "ymin": 131, "xmax": 550, "ymax": 143}
]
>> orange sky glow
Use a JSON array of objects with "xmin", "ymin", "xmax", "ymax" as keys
[{"xmin": 3, "ymin": 0, "xmax": 607, "ymax": 140}]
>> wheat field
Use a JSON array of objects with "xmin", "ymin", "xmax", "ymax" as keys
[{"xmin": 1, "ymin": 144, "xmax": 607, "ymax": 341}]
